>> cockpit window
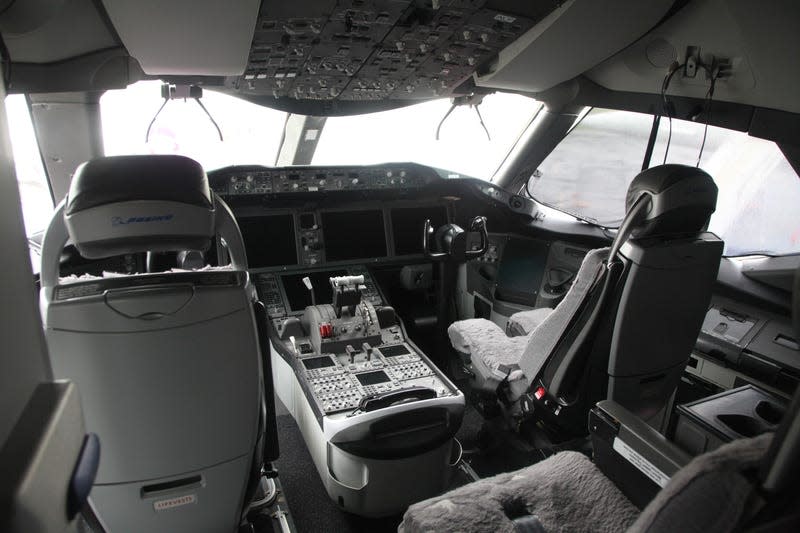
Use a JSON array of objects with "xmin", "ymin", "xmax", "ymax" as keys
[
  {"xmin": 5, "ymin": 95, "xmax": 53, "ymax": 236},
  {"xmin": 528, "ymin": 108, "xmax": 800, "ymax": 257},
  {"xmin": 101, "ymin": 81, "xmax": 540, "ymax": 182},
  {"xmin": 311, "ymin": 93, "xmax": 541, "ymax": 180},
  {"xmin": 101, "ymin": 80, "xmax": 288, "ymax": 169}
]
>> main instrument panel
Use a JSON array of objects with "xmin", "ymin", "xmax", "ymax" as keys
[
  {"xmin": 209, "ymin": 163, "xmax": 438, "ymax": 196},
  {"xmin": 208, "ymin": 163, "xmax": 538, "ymax": 272},
  {"xmin": 209, "ymin": 164, "xmax": 451, "ymax": 269}
]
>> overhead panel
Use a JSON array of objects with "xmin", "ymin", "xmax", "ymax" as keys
[
  {"xmin": 226, "ymin": 0, "xmax": 561, "ymax": 102},
  {"xmin": 102, "ymin": 0, "xmax": 261, "ymax": 76}
]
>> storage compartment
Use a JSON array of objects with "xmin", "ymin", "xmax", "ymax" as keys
[
  {"xmin": 589, "ymin": 401, "xmax": 689, "ymax": 509},
  {"xmin": 673, "ymin": 385, "xmax": 786, "ymax": 456},
  {"xmin": 90, "ymin": 456, "xmax": 251, "ymax": 533}
]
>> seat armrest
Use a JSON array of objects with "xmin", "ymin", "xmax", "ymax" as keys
[{"xmin": 589, "ymin": 400, "xmax": 691, "ymax": 508}]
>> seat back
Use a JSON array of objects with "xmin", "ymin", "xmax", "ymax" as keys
[
  {"xmin": 522, "ymin": 165, "xmax": 722, "ymax": 433},
  {"xmin": 518, "ymin": 246, "xmax": 610, "ymax": 382},
  {"xmin": 39, "ymin": 155, "xmax": 266, "ymax": 532},
  {"xmin": 609, "ymin": 235, "xmax": 722, "ymax": 427},
  {"xmin": 754, "ymin": 265, "xmax": 800, "ymax": 509}
]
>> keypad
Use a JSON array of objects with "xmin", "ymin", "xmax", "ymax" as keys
[{"xmin": 388, "ymin": 361, "xmax": 433, "ymax": 380}]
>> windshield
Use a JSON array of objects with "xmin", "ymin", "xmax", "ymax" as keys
[
  {"xmin": 5, "ymin": 94, "xmax": 52, "ymax": 236},
  {"xmin": 528, "ymin": 108, "xmax": 800, "ymax": 257},
  {"xmin": 101, "ymin": 80, "xmax": 540, "ymax": 181},
  {"xmin": 102, "ymin": 81, "xmax": 287, "ymax": 169},
  {"xmin": 312, "ymin": 94, "xmax": 540, "ymax": 179}
]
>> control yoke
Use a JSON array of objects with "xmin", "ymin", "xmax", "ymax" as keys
[
  {"xmin": 423, "ymin": 216, "xmax": 488, "ymax": 262},
  {"xmin": 423, "ymin": 217, "xmax": 489, "ymax": 365}
]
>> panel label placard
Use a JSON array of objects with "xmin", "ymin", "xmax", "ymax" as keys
[
  {"xmin": 153, "ymin": 494, "xmax": 197, "ymax": 511},
  {"xmin": 612, "ymin": 437, "xmax": 670, "ymax": 487}
]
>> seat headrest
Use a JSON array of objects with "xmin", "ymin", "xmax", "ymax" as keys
[
  {"xmin": 64, "ymin": 155, "xmax": 215, "ymax": 259},
  {"xmin": 625, "ymin": 164, "xmax": 718, "ymax": 238}
]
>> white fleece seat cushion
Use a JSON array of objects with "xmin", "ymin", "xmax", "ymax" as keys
[
  {"xmin": 507, "ymin": 307, "xmax": 554, "ymax": 336},
  {"xmin": 401, "ymin": 434, "xmax": 772, "ymax": 533},
  {"xmin": 447, "ymin": 248, "xmax": 610, "ymax": 392},
  {"xmin": 448, "ymin": 318, "xmax": 529, "ymax": 382},
  {"xmin": 399, "ymin": 451, "xmax": 639, "ymax": 533}
]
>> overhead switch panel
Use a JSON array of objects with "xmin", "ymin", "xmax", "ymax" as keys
[{"xmin": 226, "ymin": 0, "xmax": 560, "ymax": 102}]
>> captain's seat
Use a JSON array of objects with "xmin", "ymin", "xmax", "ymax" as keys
[
  {"xmin": 39, "ymin": 155, "xmax": 276, "ymax": 532},
  {"xmin": 449, "ymin": 164, "xmax": 724, "ymax": 431}
]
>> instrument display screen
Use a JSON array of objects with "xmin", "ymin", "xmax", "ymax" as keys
[
  {"xmin": 239, "ymin": 214, "xmax": 297, "ymax": 267},
  {"xmin": 378, "ymin": 344, "xmax": 410, "ymax": 357},
  {"xmin": 494, "ymin": 236, "xmax": 549, "ymax": 306},
  {"xmin": 356, "ymin": 370, "xmax": 391, "ymax": 386},
  {"xmin": 302, "ymin": 355, "xmax": 336, "ymax": 370},
  {"xmin": 391, "ymin": 206, "xmax": 447, "ymax": 255},
  {"xmin": 321, "ymin": 210, "xmax": 387, "ymax": 261}
]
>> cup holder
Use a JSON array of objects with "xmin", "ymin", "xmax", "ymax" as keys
[
  {"xmin": 716, "ymin": 414, "xmax": 765, "ymax": 438},
  {"xmin": 685, "ymin": 386, "xmax": 787, "ymax": 449},
  {"xmin": 755, "ymin": 400, "xmax": 785, "ymax": 425}
]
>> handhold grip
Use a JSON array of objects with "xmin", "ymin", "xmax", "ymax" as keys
[
  {"xmin": 423, "ymin": 219, "xmax": 448, "ymax": 260},
  {"xmin": 358, "ymin": 386, "xmax": 437, "ymax": 412},
  {"xmin": 465, "ymin": 216, "xmax": 489, "ymax": 259}
]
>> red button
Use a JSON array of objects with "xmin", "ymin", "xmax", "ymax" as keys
[
  {"xmin": 534, "ymin": 386, "xmax": 546, "ymax": 400},
  {"xmin": 319, "ymin": 323, "xmax": 332, "ymax": 338}
]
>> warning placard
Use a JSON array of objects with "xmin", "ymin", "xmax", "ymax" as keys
[{"xmin": 612, "ymin": 437, "xmax": 670, "ymax": 488}]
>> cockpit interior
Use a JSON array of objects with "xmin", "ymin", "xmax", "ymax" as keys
[{"xmin": 1, "ymin": 1, "xmax": 799, "ymax": 532}]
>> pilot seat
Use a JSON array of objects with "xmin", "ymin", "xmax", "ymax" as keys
[
  {"xmin": 39, "ymin": 155, "xmax": 278, "ymax": 532},
  {"xmin": 449, "ymin": 164, "xmax": 725, "ymax": 432}
]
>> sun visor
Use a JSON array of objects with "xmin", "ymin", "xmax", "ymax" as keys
[
  {"xmin": 101, "ymin": 0, "xmax": 260, "ymax": 75},
  {"xmin": 474, "ymin": 0, "xmax": 674, "ymax": 93}
]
